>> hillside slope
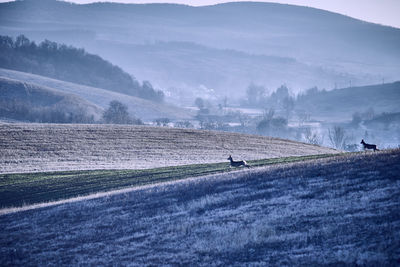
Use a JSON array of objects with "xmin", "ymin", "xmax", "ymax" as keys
[
  {"xmin": 1, "ymin": 0, "xmax": 399, "ymax": 95},
  {"xmin": 0, "ymin": 68, "xmax": 192, "ymax": 121},
  {"xmin": 296, "ymin": 81, "xmax": 400, "ymax": 119},
  {"xmin": 0, "ymin": 77, "xmax": 102, "ymax": 122},
  {"xmin": 1, "ymin": 0, "xmax": 399, "ymax": 62},
  {"xmin": 0, "ymin": 123, "xmax": 337, "ymax": 173},
  {"xmin": 0, "ymin": 35, "xmax": 164, "ymax": 101},
  {"xmin": 103, "ymin": 41, "xmax": 356, "ymax": 99},
  {"xmin": 0, "ymin": 149, "xmax": 398, "ymax": 265}
]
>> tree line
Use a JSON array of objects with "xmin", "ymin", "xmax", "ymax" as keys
[
  {"xmin": 0, "ymin": 35, "xmax": 164, "ymax": 102},
  {"xmin": 0, "ymin": 98, "xmax": 95, "ymax": 124},
  {"xmin": 0, "ymin": 98, "xmax": 144, "ymax": 125}
]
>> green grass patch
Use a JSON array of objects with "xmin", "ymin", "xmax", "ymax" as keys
[{"xmin": 0, "ymin": 153, "xmax": 340, "ymax": 209}]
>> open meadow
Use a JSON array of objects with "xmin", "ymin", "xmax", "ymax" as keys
[
  {"xmin": 0, "ymin": 123, "xmax": 337, "ymax": 173},
  {"xmin": 1, "ymin": 149, "xmax": 399, "ymax": 265}
]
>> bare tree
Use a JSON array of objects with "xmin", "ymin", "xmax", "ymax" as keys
[
  {"xmin": 257, "ymin": 108, "xmax": 275, "ymax": 135},
  {"xmin": 238, "ymin": 112, "xmax": 251, "ymax": 128},
  {"xmin": 175, "ymin": 121, "xmax": 193, "ymax": 128},
  {"xmin": 103, "ymin": 100, "xmax": 142, "ymax": 125},
  {"xmin": 304, "ymin": 127, "xmax": 322, "ymax": 145},
  {"xmin": 257, "ymin": 108, "xmax": 287, "ymax": 136},
  {"xmin": 282, "ymin": 96, "xmax": 295, "ymax": 120},
  {"xmin": 328, "ymin": 126, "xmax": 347, "ymax": 149},
  {"xmin": 246, "ymin": 83, "xmax": 266, "ymax": 106},
  {"xmin": 154, "ymin": 117, "xmax": 171, "ymax": 127},
  {"xmin": 263, "ymin": 108, "xmax": 275, "ymax": 121}
]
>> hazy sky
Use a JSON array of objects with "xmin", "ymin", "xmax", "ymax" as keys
[{"xmin": 1, "ymin": 0, "xmax": 400, "ymax": 28}]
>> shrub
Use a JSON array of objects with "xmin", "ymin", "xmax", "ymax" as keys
[{"xmin": 102, "ymin": 100, "xmax": 142, "ymax": 125}]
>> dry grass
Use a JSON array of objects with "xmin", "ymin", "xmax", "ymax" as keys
[
  {"xmin": 0, "ymin": 149, "xmax": 399, "ymax": 265},
  {"xmin": 0, "ymin": 123, "xmax": 337, "ymax": 173}
]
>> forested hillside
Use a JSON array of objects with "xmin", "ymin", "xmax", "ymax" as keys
[{"xmin": 0, "ymin": 35, "xmax": 164, "ymax": 102}]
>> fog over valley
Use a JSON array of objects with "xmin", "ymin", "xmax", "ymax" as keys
[{"xmin": 1, "ymin": 0, "xmax": 399, "ymax": 97}]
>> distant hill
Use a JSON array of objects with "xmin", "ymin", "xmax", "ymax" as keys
[
  {"xmin": 0, "ymin": 77, "xmax": 102, "ymax": 123},
  {"xmin": 102, "ymin": 41, "xmax": 355, "ymax": 101},
  {"xmin": 0, "ymin": 68, "xmax": 193, "ymax": 121},
  {"xmin": 0, "ymin": 35, "xmax": 164, "ymax": 102},
  {"xmin": 1, "ymin": 0, "xmax": 399, "ymax": 97},
  {"xmin": 296, "ymin": 81, "xmax": 400, "ymax": 119}
]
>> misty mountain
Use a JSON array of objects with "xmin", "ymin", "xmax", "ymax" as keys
[
  {"xmin": 96, "ymin": 41, "xmax": 356, "ymax": 101},
  {"xmin": 1, "ymin": 0, "xmax": 399, "ymax": 99},
  {"xmin": 0, "ymin": 77, "xmax": 102, "ymax": 123},
  {"xmin": 0, "ymin": 68, "xmax": 193, "ymax": 121},
  {"xmin": 0, "ymin": 35, "xmax": 164, "ymax": 102},
  {"xmin": 296, "ymin": 81, "xmax": 400, "ymax": 120}
]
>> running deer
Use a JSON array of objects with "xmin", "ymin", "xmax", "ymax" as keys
[
  {"xmin": 227, "ymin": 155, "xmax": 250, "ymax": 168},
  {"xmin": 360, "ymin": 139, "xmax": 379, "ymax": 151}
]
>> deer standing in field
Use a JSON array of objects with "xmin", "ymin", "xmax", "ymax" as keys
[
  {"xmin": 360, "ymin": 139, "xmax": 379, "ymax": 151},
  {"xmin": 227, "ymin": 155, "xmax": 250, "ymax": 168}
]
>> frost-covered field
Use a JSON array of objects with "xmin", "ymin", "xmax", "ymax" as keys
[
  {"xmin": 1, "ymin": 150, "xmax": 399, "ymax": 265},
  {"xmin": 0, "ymin": 123, "xmax": 336, "ymax": 173}
]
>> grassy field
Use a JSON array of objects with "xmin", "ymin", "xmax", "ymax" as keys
[
  {"xmin": 0, "ymin": 149, "xmax": 399, "ymax": 265},
  {"xmin": 0, "ymin": 123, "xmax": 337, "ymax": 174},
  {"xmin": 0, "ymin": 153, "xmax": 337, "ymax": 209}
]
